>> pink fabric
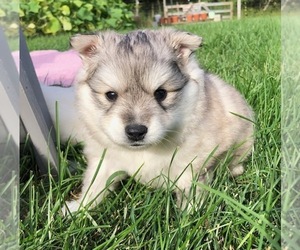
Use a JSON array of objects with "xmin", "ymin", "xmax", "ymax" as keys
[{"xmin": 12, "ymin": 50, "xmax": 82, "ymax": 87}]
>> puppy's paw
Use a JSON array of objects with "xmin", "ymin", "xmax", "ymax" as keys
[
  {"xmin": 62, "ymin": 200, "xmax": 81, "ymax": 216},
  {"xmin": 230, "ymin": 164, "xmax": 244, "ymax": 177}
]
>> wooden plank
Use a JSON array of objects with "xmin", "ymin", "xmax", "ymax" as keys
[
  {"xmin": 20, "ymin": 31, "xmax": 58, "ymax": 175},
  {"xmin": 0, "ymin": 27, "xmax": 19, "ymax": 250},
  {"xmin": 163, "ymin": 0, "xmax": 167, "ymax": 18},
  {"xmin": 237, "ymin": 0, "xmax": 242, "ymax": 19},
  {"xmin": 0, "ymin": 29, "xmax": 19, "ymax": 146},
  {"xmin": 211, "ymin": 10, "xmax": 232, "ymax": 14},
  {"xmin": 204, "ymin": 2, "xmax": 232, "ymax": 7},
  {"xmin": 165, "ymin": 4, "xmax": 192, "ymax": 9},
  {"xmin": 230, "ymin": 1, "xmax": 233, "ymax": 19}
]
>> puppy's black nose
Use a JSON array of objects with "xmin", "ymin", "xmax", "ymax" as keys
[{"xmin": 125, "ymin": 124, "xmax": 148, "ymax": 141}]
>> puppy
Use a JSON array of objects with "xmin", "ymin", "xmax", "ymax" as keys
[{"xmin": 62, "ymin": 28, "xmax": 254, "ymax": 214}]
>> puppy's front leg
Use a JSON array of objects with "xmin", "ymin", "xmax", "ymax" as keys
[{"xmin": 62, "ymin": 158, "xmax": 126, "ymax": 215}]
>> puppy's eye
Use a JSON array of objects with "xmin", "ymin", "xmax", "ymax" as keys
[
  {"xmin": 154, "ymin": 89, "xmax": 167, "ymax": 102},
  {"xmin": 105, "ymin": 91, "xmax": 118, "ymax": 102}
]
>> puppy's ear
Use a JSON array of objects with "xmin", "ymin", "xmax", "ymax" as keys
[
  {"xmin": 70, "ymin": 34, "xmax": 100, "ymax": 58},
  {"xmin": 162, "ymin": 28, "xmax": 202, "ymax": 62}
]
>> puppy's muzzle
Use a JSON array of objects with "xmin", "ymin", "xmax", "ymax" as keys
[{"xmin": 125, "ymin": 124, "xmax": 148, "ymax": 142}]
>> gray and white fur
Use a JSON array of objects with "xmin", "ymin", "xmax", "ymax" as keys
[{"xmin": 62, "ymin": 28, "xmax": 254, "ymax": 213}]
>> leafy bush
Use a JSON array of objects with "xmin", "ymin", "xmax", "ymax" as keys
[
  {"xmin": 20, "ymin": 0, "xmax": 135, "ymax": 36},
  {"xmin": 0, "ymin": 0, "xmax": 19, "ymax": 37}
]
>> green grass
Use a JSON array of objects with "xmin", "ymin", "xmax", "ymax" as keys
[
  {"xmin": 26, "ymin": 33, "xmax": 72, "ymax": 52},
  {"xmin": 21, "ymin": 15, "xmax": 281, "ymax": 249}
]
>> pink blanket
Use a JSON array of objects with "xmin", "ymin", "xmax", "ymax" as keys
[{"xmin": 13, "ymin": 50, "xmax": 82, "ymax": 87}]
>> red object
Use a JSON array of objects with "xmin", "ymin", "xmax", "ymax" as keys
[
  {"xmin": 193, "ymin": 14, "xmax": 200, "ymax": 22},
  {"xmin": 199, "ymin": 13, "xmax": 208, "ymax": 21},
  {"xmin": 170, "ymin": 15, "xmax": 179, "ymax": 23},
  {"xmin": 160, "ymin": 17, "xmax": 169, "ymax": 25},
  {"xmin": 186, "ymin": 14, "xmax": 193, "ymax": 22}
]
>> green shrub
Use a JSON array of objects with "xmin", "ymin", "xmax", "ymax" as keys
[
  {"xmin": 20, "ymin": 0, "xmax": 135, "ymax": 36},
  {"xmin": 0, "ymin": 0, "xmax": 19, "ymax": 37}
]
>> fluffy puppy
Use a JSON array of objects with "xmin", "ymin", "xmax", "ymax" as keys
[{"xmin": 63, "ymin": 28, "xmax": 254, "ymax": 213}]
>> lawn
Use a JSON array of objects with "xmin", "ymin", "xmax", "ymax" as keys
[{"xmin": 20, "ymin": 15, "xmax": 281, "ymax": 249}]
